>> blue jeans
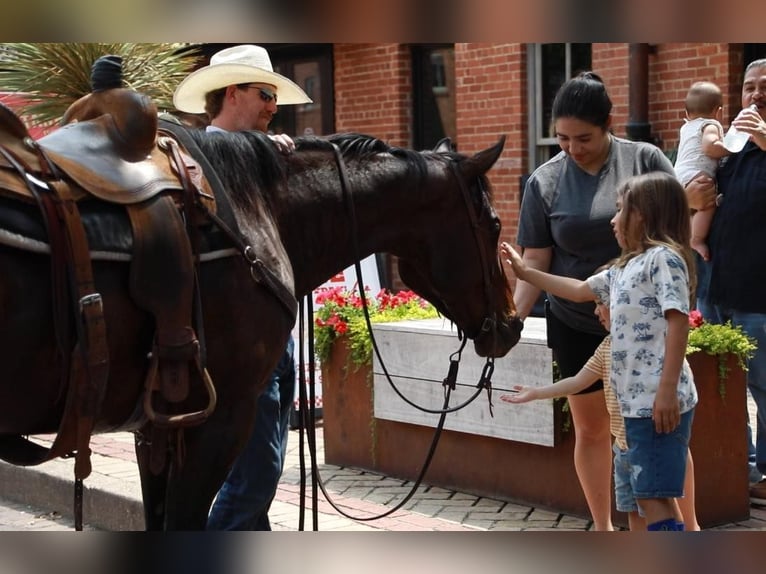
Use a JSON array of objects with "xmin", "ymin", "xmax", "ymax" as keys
[
  {"xmin": 206, "ymin": 336, "xmax": 296, "ymax": 530},
  {"xmin": 613, "ymin": 443, "xmax": 639, "ymax": 514},
  {"xmin": 624, "ymin": 410, "xmax": 694, "ymax": 499}
]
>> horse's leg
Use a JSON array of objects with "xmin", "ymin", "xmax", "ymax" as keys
[{"xmin": 161, "ymin": 413, "xmax": 257, "ymax": 531}]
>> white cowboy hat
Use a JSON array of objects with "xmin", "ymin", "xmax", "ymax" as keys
[{"xmin": 173, "ymin": 44, "xmax": 312, "ymax": 113}]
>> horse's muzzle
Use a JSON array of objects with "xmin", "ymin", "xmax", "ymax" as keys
[{"xmin": 472, "ymin": 314, "xmax": 524, "ymax": 358}]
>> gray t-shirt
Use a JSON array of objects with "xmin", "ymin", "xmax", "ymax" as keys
[{"xmin": 517, "ymin": 135, "xmax": 675, "ymax": 335}]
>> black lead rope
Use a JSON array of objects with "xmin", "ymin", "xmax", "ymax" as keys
[{"xmin": 311, "ymin": 380, "xmax": 455, "ymax": 523}]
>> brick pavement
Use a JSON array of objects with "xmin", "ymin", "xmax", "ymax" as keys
[
  {"xmin": 1, "ymin": 397, "xmax": 766, "ymax": 531},
  {"xmin": 0, "ymin": 498, "xmax": 84, "ymax": 531}
]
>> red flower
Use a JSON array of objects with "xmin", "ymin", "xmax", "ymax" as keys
[{"xmin": 688, "ymin": 309, "xmax": 704, "ymax": 329}]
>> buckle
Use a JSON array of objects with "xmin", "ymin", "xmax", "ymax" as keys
[{"xmin": 79, "ymin": 293, "xmax": 103, "ymax": 314}]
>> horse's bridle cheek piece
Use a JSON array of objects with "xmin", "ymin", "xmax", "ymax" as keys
[{"xmin": 448, "ymin": 164, "xmax": 498, "ymax": 341}]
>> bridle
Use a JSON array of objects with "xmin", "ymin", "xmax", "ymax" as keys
[{"xmin": 294, "ymin": 144, "xmax": 506, "ymax": 529}]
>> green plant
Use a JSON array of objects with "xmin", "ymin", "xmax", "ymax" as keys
[
  {"xmin": 0, "ymin": 43, "xmax": 199, "ymax": 125},
  {"xmin": 686, "ymin": 309, "xmax": 757, "ymax": 398},
  {"xmin": 314, "ymin": 286, "xmax": 439, "ymax": 369}
]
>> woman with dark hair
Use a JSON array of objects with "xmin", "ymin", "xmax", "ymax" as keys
[{"xmin": 507, "ymin": 72, "xmax": 675, "ymax": 530}]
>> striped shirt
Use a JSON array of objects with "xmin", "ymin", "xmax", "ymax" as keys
[{"xmin": 583, "ymin": 336, "xmax": 627, "ymax": 450}]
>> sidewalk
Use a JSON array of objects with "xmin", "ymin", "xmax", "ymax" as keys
[{"xmin": 2, "ymin": 400, "xmax": 766, "ymax": 531}]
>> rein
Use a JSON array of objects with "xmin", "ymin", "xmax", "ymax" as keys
[{"xmin": 295, "ymin": 143, "xmax": 500, "ymax": 528}]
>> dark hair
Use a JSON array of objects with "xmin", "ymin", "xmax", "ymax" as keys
[
  {"xmin": 204, "ymin": 87, "xmax": 227, "ymax": 121},
  {"xmin": 551, "ymin": 71, "xmax": 612, "ymax": 129}
]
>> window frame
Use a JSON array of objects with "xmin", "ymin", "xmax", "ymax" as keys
[{"xmin": 526, "ymin": 43, "xmax": 592, "ymax": 172}]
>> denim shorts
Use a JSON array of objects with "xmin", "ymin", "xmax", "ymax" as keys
[
  {"xmin": 624, "ymin": 409, "xmax": 694, "ymax": 499},
  {"xmin": 612, "ymin": 443, "xmax": 640, "ymax": 514}
]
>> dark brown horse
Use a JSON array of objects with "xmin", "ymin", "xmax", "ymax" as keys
[{"xmin": 0, "ymin": 125, "xmax": 522, "ymax": 530}]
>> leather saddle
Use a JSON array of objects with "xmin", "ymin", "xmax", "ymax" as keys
[
  {"xmin": 0, "ymin": 89, "xmax": 218, "ymax": 489},
  {"xmin": 0, "ymin": 91, "xmax": 209, "ymax": 205}
]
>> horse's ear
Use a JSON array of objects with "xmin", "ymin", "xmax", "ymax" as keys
[
  {"xmin": 433, "ymin": 137, "xmax": 455, "ymax": 153},
  {"xmin": 463, "ymin": 135, "xmax": 506, "ymax": 177}
]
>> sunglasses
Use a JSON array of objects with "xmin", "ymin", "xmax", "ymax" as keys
[{"xmin": 242, "ymin": 84, "xmax": 277, "ymax": 104}]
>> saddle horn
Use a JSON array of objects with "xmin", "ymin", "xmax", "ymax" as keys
[{"xmin": 61, "ymin": 55, "xmax": 158, "ymax": 162}]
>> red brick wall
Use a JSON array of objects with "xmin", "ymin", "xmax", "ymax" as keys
[
  {"xmin": 455, "ymin": 43, "xmax": 527, "ymax": 247},
  {"xmin": 647, "ymin": 43, "xmax": 743, "ymax": 151},
  {"xmin": 591, "ymin": 43, "xmax": 630, "ymax": 136},
  {"xmin": 592, "ymin": 43, "xmax": 744, "ymax": 151},
  {"xmin": 333, "ymin": 43, "xmax": 411, "ymax": 147}
]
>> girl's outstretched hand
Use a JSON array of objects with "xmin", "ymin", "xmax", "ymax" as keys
[
  {"xmin": 502, "ymin": 385, "xmax": 538, "ymax": 403},
  {"xmin": 500, "ymin": 241, "xmax": 527, "ymax": 279}
]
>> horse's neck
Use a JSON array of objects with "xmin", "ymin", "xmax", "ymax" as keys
[{"xmin": 280, "ymin": 156, "xmax": 439, "ymax": 298}]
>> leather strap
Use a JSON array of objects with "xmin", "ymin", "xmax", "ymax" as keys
[
  {"xmin": 46, "ymin": 178, "xmax": 110, "ymax": 481},
  {"xmin": 0, "ymin": 143, "xmax": 109, "ymax": 531},
  {"xmin": 126, "ymin": 195, "xmax": 197, "ymax": 404},
  {"xmin": 0, "ymin": 147, "xmax": 110, "ymax": 468},
  {"xmin": 157, "ymin": 117, "xmax": 239, "ymax": 233}
]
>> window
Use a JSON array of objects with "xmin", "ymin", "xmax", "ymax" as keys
[
  {"xmin": 744, "ymin": 44, "xmax": 766, "ymax": 66},
  {"xmin": 412, "ymin": 44, "xmax": 456, "ymax": 150},
  {"xmin": 430, "ymin": 51, "xmax": 447, "ymax": 94},
  {"xmin": 527, "ymin": 43, "xmax": 592, "ymax": 171},
  {"xmin": 265, "ymin": 44, "xmax": 334, "ymax": 137}
]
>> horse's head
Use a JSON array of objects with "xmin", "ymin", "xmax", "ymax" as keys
[
  {"xmin": 207, "ymin": 129, "xmax": 524, "ymax": 358},
  {"xmin": 397, "ymin": 136, "xmax": 523, "ymax": 358}
]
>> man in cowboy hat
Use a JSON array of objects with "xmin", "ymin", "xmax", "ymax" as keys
[
  {"xmin": 174, "ymin": 44, "xmax": 311, "ymax": 530},
  {"xmin": 174, "ymin": 43, "xmax": 311, "ymax": 150}
]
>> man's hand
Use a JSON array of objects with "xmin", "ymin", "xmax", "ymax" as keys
[
  {"xmin": 735, "ymin": 106, "xmax": 766, "ymax": 151},
  {"xmin": 685, "ymin": 173, "xmax": 717, "ymax": 211},
  {"xmin": 269, "ymin": 133, "xmax": 295, "ymax": 153}
]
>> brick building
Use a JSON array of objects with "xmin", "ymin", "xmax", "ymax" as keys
[{"xmin": 197, "ymin": 43, "xmax": 766, "ymax": 288}]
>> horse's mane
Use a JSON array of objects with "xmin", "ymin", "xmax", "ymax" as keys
[
  {"xmin": 184, "ymin": 129, "xmax": 287, "ymax": 211},
  {"xmin": 183, "ymin": 130, "xmax": 468, "ymax": 209},
  {"xmin": 296, "ymin": 132, "xmax": 442, "ymax": 179}
]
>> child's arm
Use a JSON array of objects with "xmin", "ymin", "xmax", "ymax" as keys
[
  {"xmin": 653, "ymin": 309, "xmax": 688, "ymax": 433},
  {"xmin": 504, "ymin": 366, "xmax": 601, "ymax": 403},
  {"xmin": 501, "ymin": 242, "xmax": 596, "ymax": 302},
  {"xmin": 701, "ymin": 122, "xmax": 730, "ymax": 160},
  {"xmin": 511, "ymin": 246, "xmax": 552, "ymax": 320}
]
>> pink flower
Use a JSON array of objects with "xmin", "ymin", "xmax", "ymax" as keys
[{"xmin": 689, "ymin": 309, "xmax": 704, "ymax": 329}]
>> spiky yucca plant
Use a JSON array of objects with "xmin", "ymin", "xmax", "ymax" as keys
[{"xmin": 0, "ymin": 43, "xmax": 201, "ymax": 126}]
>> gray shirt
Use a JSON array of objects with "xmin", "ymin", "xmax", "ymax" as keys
[{"xmin": 517, "ymin": 135, "xmax": 675, "ymax": 335}]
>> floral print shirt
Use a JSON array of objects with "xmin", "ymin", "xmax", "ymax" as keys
[{"xmin": 586, "ymin": 246, "xmax": 698, "ymax": 418}]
